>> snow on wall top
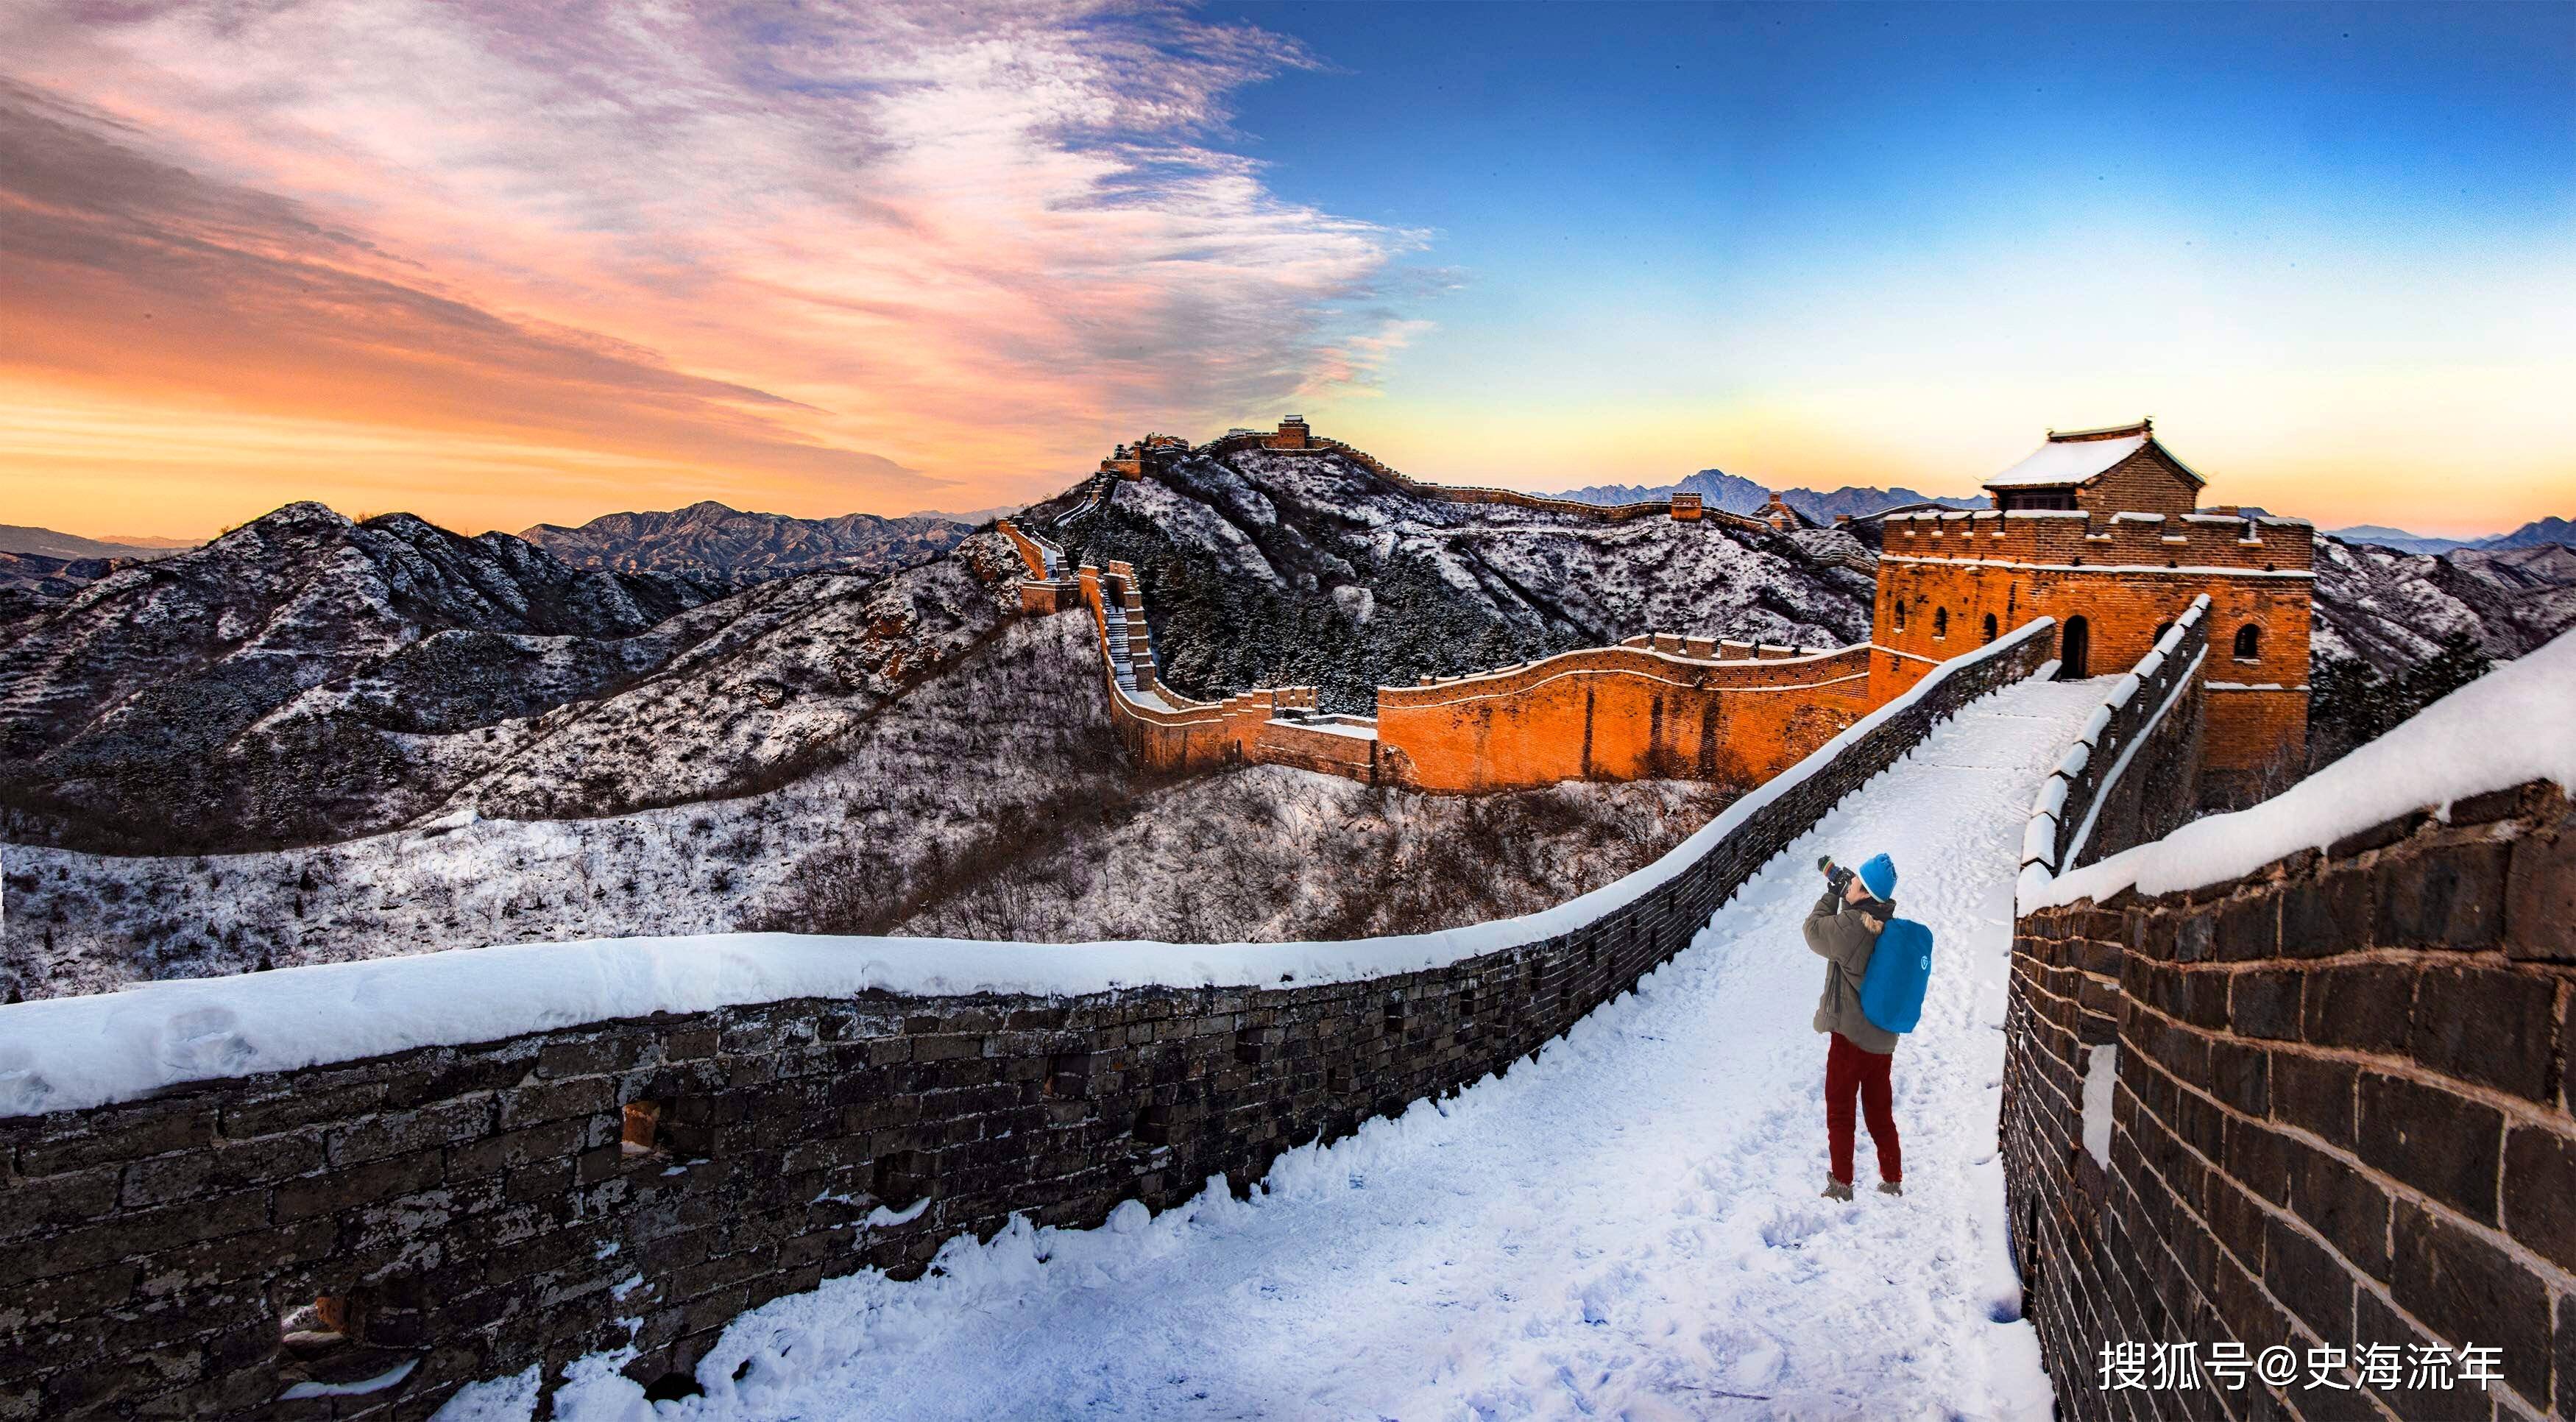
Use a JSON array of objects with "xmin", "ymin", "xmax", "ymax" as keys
[
  {"xmin": 0, "ymin": 619, "xmax": 2056, "ymax": 1118},
  {"xmin": 1983, "ymin": 433, "xmax": 2151, "ymax": 489},
  {"xmin": 2036, "ymin": 628, "xmax": 2576, "ymax": 910}
]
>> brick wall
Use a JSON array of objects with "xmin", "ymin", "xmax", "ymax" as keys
[
  {"xmin": 0, "ymin": 624, "xmax": 2056, "ymax": 1421},
  {"xmin": 2003, "ymin": 781, "xmax": 2576, "ymax": 1421},
  {"xmin": 1373, "ymin": 645, "xmax": 1881, "ymax": 793}
]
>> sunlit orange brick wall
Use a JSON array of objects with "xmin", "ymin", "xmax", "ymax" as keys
[{"xmin": 1374, "ymin": 648, "xmax": 1880, "ymax": 793}]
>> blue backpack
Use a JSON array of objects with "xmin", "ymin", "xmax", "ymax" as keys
[{"xmin": 1861, "ymin": 918, "xmax": 1934, "ymax": 1034}]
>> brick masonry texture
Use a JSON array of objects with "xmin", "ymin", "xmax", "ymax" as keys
[
  {"xmin": 2003, "ymin": 779, "xmax": 2576, "ymax": 1421},
  {"xmin": 0, "ymin": 630, "xmax": 2054, "ymax": 1419}
]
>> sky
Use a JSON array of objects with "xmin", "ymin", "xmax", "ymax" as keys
[{"xmin": 1, "ymin": 1, "xmax": 2569, "ymax": 541}]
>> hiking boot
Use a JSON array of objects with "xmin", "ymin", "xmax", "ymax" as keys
[
  {"xmin": 1820, "ymin": 1178, "xmax": 1854, "ymax": 1201},
  {"xmin": 1878, "ymin": 1180, "xmax": 1904, "ymax": 1197}
]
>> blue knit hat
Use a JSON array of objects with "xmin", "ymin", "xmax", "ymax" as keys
[{"xmin": 1858, "ymin": 853, "xmax": 1897, "ymax": 901}]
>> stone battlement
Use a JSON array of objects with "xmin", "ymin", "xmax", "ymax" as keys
[
  {"xmin": 1880, "ymin": 507, "xmax": 2313, "ymax": 576},
  {"xmin": 1872, "ymin": 425, "xmax": 2313, "ymax": 804}
]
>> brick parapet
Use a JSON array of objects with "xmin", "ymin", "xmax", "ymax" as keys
[
  {"xmin": 0, "ymin": 626, "xmax": 2056, "ymax": 1420},
  {"xmin": 1880, "ymin": 508, "xmax": 2314, "ymax": 577},
  {"xmin": 1373, "ymin": 644, "xmax": 1884, "ymax": 791},
  {"xmin": 2016, "ymin": 595, "xmax": 2212, "ymax": 896},
  {"xmin": 2003, "ymin": 779, "xmax": 2576, "ymax": 1421}
]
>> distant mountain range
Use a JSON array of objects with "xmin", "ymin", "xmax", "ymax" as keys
[
  {"xmin": 2328, "ymin": 516, "xmax": 2575, "ymax": 556},
  {"xmin": 0, "ymin": 524, "xmax": 191, "ymax": 562},
  {"xmin": 1550, "ymin": 470, "xmax": 1986, "ymax": 523},
  {"xmin": 519, "ymin": 500, "xmax": 972, "ymax": 580},
  {"xmin": 907, "ymin": 505, "xmax": 1019, "ymax": 526}
]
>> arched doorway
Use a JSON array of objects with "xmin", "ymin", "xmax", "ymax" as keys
[{"xmin": 2059, "ymin": 615, "xmax": 2090, "ymax": 679}]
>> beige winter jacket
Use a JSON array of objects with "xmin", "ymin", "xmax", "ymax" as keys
[{"xmin": 1805, "ymin": 886, "xmax": 1900, "ymax": 1055}]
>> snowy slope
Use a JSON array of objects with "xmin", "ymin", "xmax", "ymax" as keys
[
  {"xmin": 2310, "ymin": 534, "xmax": 2576, "ymax": 670},
  {"xmin": 482, "ymin": 674, "xmax": 2104, "ymax": 1422}
]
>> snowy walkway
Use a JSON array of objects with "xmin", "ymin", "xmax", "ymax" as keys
[{"xmin": 531, "ymin": 676, "xmax": 2108, "ymax": 1422}]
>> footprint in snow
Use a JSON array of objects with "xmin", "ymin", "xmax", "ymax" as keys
[
  {"xmin": 160, "ymin": 1007, "xmax": 256, "ymax": 1075},
  {"xmin": 1758, "ymin": 1209, "xmax": 1830, "ymax": 1248}
]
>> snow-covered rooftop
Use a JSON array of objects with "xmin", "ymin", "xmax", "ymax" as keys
[
  {"xmin": 1982, "ymin": 432, "xmax": 2151, "ymax": 489},
  {"xmin": 2037, "ymin": 629, "xmax": 2576, "ymax": 909}
]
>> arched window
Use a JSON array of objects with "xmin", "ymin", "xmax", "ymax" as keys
[
  {"xmin": 2234, "ymin": 623, "xmax": 2262, "ymax": 662},
  {"xmin": 1982, "ymin": 612, "xmax": 1998, "ymax": 644},
  {"xmin": 1933, "ymin": 606, "xmax": 1949, "ymax": 640},
  {"xmin": 1892, "ymin": 600, "xmax": 1906, "ymax": 632},
  {"xmin": 2153, "ymin": 620, "xmax": 2174, "ymax": 646}
]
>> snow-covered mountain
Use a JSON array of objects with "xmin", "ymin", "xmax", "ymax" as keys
[
  {"xmin": 2312, "ymin": 537, "xmax": 2576, "ymax": 669},
  {"xmin": 0, "ymin": 501, "xmax": 1022, "ymax": 854},
  {"xmin": 11, "ymin": 454, "xmax": 2561, "ymax": 997},
  {"xmin": 0, "ymin": 453, "xmax": 1869, "ymax": 992},
  {"xmin": 1551, "ymin": 469, "xmax": 1985, "ymax": 522},
  {"xmin": 1049, "ymin": 444, "xmax": 1879, "ymax": 712},
  {"xmin": 520, "ymin": 500, "xmax": 969, "ymax": 581}
]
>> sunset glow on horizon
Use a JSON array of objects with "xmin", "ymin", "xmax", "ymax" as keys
[{"xmin": 3, "ymin": 2, "xmax": 2569, "ymax": 542}]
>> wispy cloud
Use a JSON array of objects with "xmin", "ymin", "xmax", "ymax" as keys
[{"xmin": 0, "ymin": 1, "xmax": 1425, "ymax": 531}]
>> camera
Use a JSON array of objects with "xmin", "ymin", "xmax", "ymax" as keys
[{"xmin": 1818, "ymin": 855, "xmax": 1854, "ymax": 894}]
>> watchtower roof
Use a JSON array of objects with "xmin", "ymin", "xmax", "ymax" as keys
[{"xmin": 1984, "ymin": 418, "xmax": 2205, "ymax": 492}]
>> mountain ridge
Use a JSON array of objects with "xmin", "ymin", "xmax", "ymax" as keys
[
  {"xmin": 1549, "ymin": 470, "xmax": 1986, "ymax": 522},
  {"xmin": 520, "ymin": 500, "xmax": 969, "ymax": 581},
  {"xmin": 0, "ymin": 524, "xmax": 191, "ymax": 562},
  {"xmin": 2326, "ymin": 514, "xmax": 2574, "ymax": 556}
]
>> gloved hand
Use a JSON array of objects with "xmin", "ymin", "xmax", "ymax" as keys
[{"xmin": 1818, "ymin": 856, "xmax": 1854, "ymax": 894}]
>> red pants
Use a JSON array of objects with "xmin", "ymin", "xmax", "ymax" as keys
[{"xmin": 1826, "ymin": 1032, "xmax": 1901, "ymax": 1185}]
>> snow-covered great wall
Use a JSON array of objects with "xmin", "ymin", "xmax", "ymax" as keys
[
  {"xmin": 2000, "ymin": 632, "xmax": 2576, "ymax": 1421},
  {"xmin": 0, "ymin": 621, "xmax": 2058, "ymax": 1417}
]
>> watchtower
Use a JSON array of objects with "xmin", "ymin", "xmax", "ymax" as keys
[{"xmin": 1869, "ymin": 420, "xmax": 2312, "ymax": 805}]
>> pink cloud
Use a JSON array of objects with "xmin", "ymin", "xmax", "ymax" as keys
[{"xmin": 0, "ymin": 0, "xmax": 1428, "ymax": 520}]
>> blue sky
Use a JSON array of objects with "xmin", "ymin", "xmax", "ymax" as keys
[
  {"xmin": 6, "ymin": 1, "xmax": 2566, "ymax": 536},
  {"xmin": 1199, "ymin": 1, "xmax": 2575, "ymax": 531}
]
